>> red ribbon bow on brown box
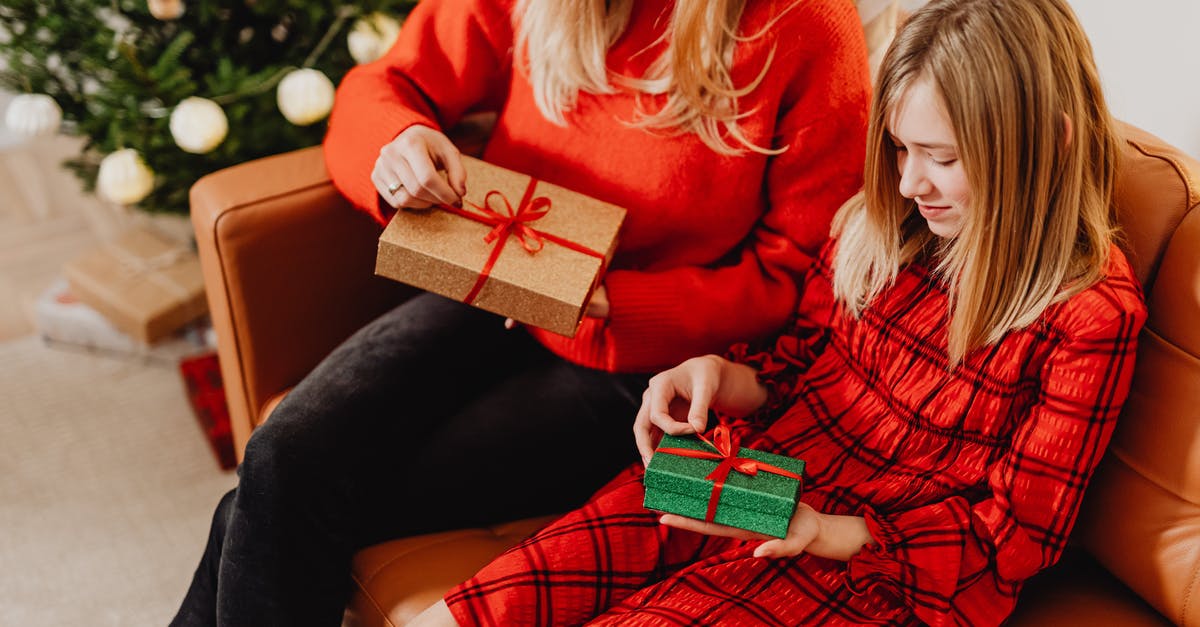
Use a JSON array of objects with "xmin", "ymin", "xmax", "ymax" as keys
[{"xmin": 375, "ymin": 156, "xmax": 626, "ymax": 337}]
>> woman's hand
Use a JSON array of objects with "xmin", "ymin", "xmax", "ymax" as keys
[
  {"xmin": 373, "ymin": 124, "xmax": 466, "ymax": 210},
  {"xmin": 585, "ymin": 285, "xmax": 609, "ymax": 319},
  {"xmin": 633, "ymin": 356, "xmax": 767, "ymax": 465},
  {"xmin": 504, "ymin": 284, "xmax": 609, "ymax": 330},
  {"xmin": 659, "ymin": 503, "xmax": 871, "ymax": 561}
]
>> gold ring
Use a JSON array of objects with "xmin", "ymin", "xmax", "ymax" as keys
[{"xmin": 386, "ymin": 181, "xmax": 404, "ymax": 195}]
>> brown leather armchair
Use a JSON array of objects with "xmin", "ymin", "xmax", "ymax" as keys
[{"xmin": 190, "ymin": 122, "xmax": 1198, "ymax": 626}]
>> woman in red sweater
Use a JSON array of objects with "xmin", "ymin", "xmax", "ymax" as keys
[
  {"xmin": 414, "ymin": 0, "xmax": 1147, "ymax": 624},
  {"xmin": 171, "ymin": 0, "xmax": 870, "ymax": 625}
]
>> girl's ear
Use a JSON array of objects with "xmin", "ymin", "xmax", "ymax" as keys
[{"xmin": 1061, "ymin": 112, "xmax": 1074, "ymax": 148}]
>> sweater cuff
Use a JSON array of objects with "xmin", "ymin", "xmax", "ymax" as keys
[{"xmin": 325, "ymin": 74, "xmax": 440, "ymax": 225}]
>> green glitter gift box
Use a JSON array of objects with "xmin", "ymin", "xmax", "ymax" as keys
[{"xmin": 643, "ymin": 428, "xmax": 805, "ymax": 538}]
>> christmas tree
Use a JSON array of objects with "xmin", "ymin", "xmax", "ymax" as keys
[{"xmin": 0, "ymin": 0, "xmax": 414, "ymax": 214}]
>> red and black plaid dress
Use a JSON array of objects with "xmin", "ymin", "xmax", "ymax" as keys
[{"xmin": 445, "ymin": 243, "xmax": 1147, "ymax": 626}]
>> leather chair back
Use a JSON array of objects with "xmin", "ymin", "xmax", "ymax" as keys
[{"xmin": 1077, "ymin": 122, "xmax": 1200, "ymax": 626}]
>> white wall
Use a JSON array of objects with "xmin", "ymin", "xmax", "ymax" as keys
[
  {"xmin": 902, "ymin": 0, "xmax": 1200, "ymax": 159},
  {"xmin": 1069, "ymin": 0, "xmax": 1200, "ymax": 159}
]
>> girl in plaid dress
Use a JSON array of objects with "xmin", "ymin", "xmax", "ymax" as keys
[{"xmin": 413, "ymin": 0, "xmax": 1147, "ymax": 624}]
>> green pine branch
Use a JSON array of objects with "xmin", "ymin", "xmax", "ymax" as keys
[{"xmin": 0, "ymin": 0, "xmax": 418, "ymax": 214}]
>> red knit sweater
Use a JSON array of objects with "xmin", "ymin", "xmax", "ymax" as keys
[{"xmin": 324, "ymin": 0, "xmax": 870, "ymax": 373}]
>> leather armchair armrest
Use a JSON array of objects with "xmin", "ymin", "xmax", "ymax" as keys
[{"xmin": 191, "ymin": 146, "xmax": 413, "ymax": 461}]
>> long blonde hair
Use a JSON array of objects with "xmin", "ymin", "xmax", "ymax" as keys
[
  {"xmin": 515, "ymin": 0, "xmax": 782, "ymax": 155},
  {"xmin": 832, "ymin": 0, "xmax": 1119, "ymax": 366}
]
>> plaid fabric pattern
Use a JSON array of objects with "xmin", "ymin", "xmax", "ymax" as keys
[{"xmin": 446, "ymin": 243, "xmax": 1146, "ymax": 626}]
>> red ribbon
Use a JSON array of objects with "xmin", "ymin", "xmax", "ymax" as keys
[
  {"xmin": 437, "ymin": 177, "xmax": 606, "ymax": 305},
  {"xmin": 657, "ymin": 424, "xmax": 803, "ymax": 525}
]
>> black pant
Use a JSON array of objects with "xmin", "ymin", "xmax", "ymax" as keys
[{"xmin": 171, "ymin": 294, "xmax": 651, "ymax": 626}]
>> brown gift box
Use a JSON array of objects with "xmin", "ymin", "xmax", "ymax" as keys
[
  {"xmin": 64, "ymin": 227, "xmax": 209, "ymax": 344},
  {"xmin": 375, "ymin": 156, "xmax": 626, "ymax": 337}
]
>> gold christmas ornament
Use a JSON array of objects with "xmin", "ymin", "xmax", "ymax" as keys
[
  {"xmin": 347, "ymin": 13, "xmax": 403, "ymax": 65},
  {"xmin": 97, "ymin": 149, "xmax": 155, "ymax": 205},
  {"xmin": 276, "ymin": 68, "xmax": 335, "ymax": 126},
  {"xmin": 147, "ymin": 0, "xmax": 185, "ymax": 20},
  {"xmin": 169, "ymin": 97, "xmax": 228, "ymax": 154},
  {"xmin": 4, "ymin": 93, "xmax": 63, "ymax": 136}
]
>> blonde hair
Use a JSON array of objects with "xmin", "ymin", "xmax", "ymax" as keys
[
  {"xmin": 832, "ymin": 0, "xmax": 1120, "ymax": 365},
  {"xmin": 515, "ymin": 0, "xmax": 783, "ymax": 155}
]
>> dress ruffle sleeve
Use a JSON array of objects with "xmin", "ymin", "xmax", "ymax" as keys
[{"xmin": 725, "ymin": 241, "xmax": 838, "ymax": 422}]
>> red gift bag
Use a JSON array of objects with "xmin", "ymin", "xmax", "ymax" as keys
[{"xmin": 179, "ymin": 352, "xmax": 236, "ymax": 470}]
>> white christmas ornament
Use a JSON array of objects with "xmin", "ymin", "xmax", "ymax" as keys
[
  {"xmin": 97, "ymin": 149, "xmax": 155, "ymax": 205},
  {"xmin": 348, "ymin": 13, "xmax": 402, "ymax": 65},
  {"xmin": 276, "ymin": 68, "xmax": 335, "ymax": 126},
  {"xmin": 4, "ymin": 93, "xmax": 63, "ymax": 136},
  {"xmin": 169, "ymin": 97, "xmax": 228, "ymax": 154}
]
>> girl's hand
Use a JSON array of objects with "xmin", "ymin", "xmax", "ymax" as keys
[
  {"xmin": 634, "ymin": 357, "xmax": 769, "ymax": 466},
  {"xmin": 634, "ymin": 355, "xmax": 729, "ymax": 465},
  {"xmin": 660, "ymin": 503, "xmax": 869, "ymax": 561},
  {"xmin": 373, "ymin": 124, "xmax": 466, "ymax": 210},
  {"xmin": 658, "ymin": 502, "xmax": 821, "ymax": 558}
]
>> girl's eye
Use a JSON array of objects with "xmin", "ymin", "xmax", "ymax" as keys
[{"xmin": 931, "ymin": 156, "xmax": 957, "ymax": 166}]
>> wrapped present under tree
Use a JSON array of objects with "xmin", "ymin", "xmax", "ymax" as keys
[
  {"xmin": 35, "ymin": 278, "xmax": 214, "ymax": 365},
  {"xmin": 63, "ymin": 227, "xmax": 208, "ymax": 344}
]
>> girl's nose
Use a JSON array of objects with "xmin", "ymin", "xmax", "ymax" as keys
[{"xmin": 897, "ymin": 154, "xmax": 930, "ymax": 199}]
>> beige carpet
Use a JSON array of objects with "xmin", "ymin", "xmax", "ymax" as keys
[{"xmin": 0, "ymin": 336, "xmax": 238, "ymax": 626}]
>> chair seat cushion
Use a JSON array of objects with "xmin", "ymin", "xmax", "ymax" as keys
[
  {"xmin": 346, "ymin": 516, "xmax": 558, "ymax": 627},
  {"xmin": 345, "ymin": 522, "xmax": 1169, "ymax": 627}
]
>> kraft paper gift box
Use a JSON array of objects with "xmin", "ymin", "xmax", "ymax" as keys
[
  {"xmin": 35, "ymin": 278, "xmax": 214, "ymax": 365},
  {"xmin": 64, "ymin": 227, "xmax": 208, "ymax": 344},
  {"xmin": 375, "ymin": 156, "xmax": 626, "ymax": 337},
  {"xmin": 644, "ymin": 429, "xmax": 805, "ymax": 538}
]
